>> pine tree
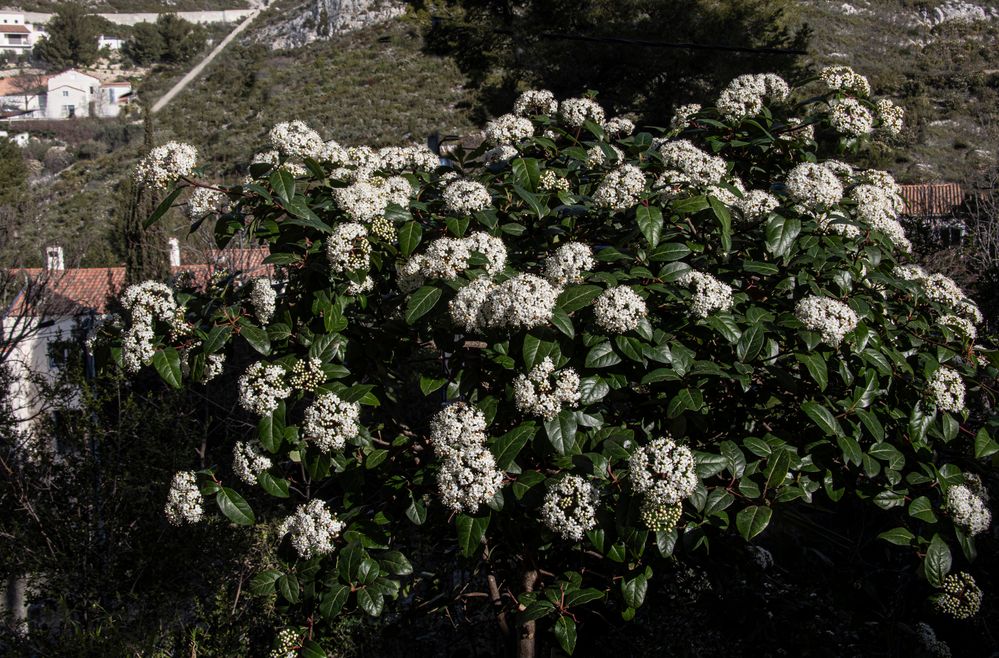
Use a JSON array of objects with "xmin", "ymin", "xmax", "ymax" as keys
[{"xmin": 122, "ymin": 106, "xmax": 170, "ymax": 286}]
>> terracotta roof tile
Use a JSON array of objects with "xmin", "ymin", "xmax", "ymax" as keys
[
  {"xmin": 0, "ymin": 24, "xmax": 29, "ymax": 33},
  {"xmin": 0, "ymin": 75, "xmax": 49, "ymax": 96},
  {"xmin": 7, "ymin": 248, "xmax": 271, "ymax": 317},
  {"xmin": 900, "ymin": 183, "xmax": 966, "ymax": 218}
]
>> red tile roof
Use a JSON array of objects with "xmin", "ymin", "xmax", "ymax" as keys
[
  {"xmin": 900, "ymin": 183, "xmax": 966, "ymax": 218},
  {"xmin": 7, "ymin": 248, "xmax": 271, "ymax": 316},
  {"xmin": 0, "ymin": 24, "xmax": 29, "ymax": 33},
  {"xmin": 0, "ymin": 75, "xmax": 49, "ymax": 96}
]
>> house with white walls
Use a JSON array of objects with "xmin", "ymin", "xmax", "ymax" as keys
[
  {"xmin": 98, "ymin": 34, "xmax": 124, "ymax": 51},
  {"xmin": 43, "ymin": 69, "xmax": 132, "ymax": 119},
  {"xmin": 0, "ymin": 10, "xmax": 47, "ymax": 55}
]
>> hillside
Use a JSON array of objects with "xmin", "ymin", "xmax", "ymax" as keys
[
  {"xmin": 794, "ymin": 0, "xmax": 999, "ymax": 183},
  {"xmin": 9, "ymin": 1, "xmax": 249, "ymax": 10}
]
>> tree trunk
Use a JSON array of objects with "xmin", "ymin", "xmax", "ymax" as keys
[{"xmin": 516, "ymin": 568, "xmax": 539, "ymax": 658}]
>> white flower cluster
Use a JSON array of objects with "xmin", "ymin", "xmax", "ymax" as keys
[
  {"xmin": 484, "ymin": 144, "xmax": 518, "ymax": 165},
  {"xmin": 736, "ymin": 189, "xmax": 780, "ymax": 222},
  {"xmin": 876, "ymin": 98, "xmax": 904, "ymax": 136},
  {"xmin": 820, "ymin": 65, "xmax": 871, "ymax": 96},
  {"xmin": 238, "ymin": 362, "xmax": 291, "ymax": 416},
  {"xmin": 629, "ymin": 436, "xmax": 698, "ymax": 514},
  {"xmin": 540, "ymin": 474, "xmax": 600, "ymax": 541},
  {"xmin": 428, "ymin": 403, "xmax": 504, "ymax": 513},
  {"xmin": 829, "ymin": 98, "xmax": 874, "ymax": 137},
  {"xmin": 824, "ymin": 160, "xmax": 855, "ymax": 179},
  {"xmin": 332, "ymin": 176, "xmax": 411, "ymax": 223},
  {"xmin": 326, "ymin": 222, "xmax": 371, "ymax": 274},
  {"xmin": 785, "ymin": 162, "xmax": 844, "ymax": 207},
  {"xmin": 716, "ymin": 73, "xmax": 790, "ymax": 121},
  {"xmin": 252, "ymin": 150, "xmax": 308, "ymax": 178},
  {"xmin": 187, "ymin": 187, "xmax": 229, "ymax": 220},
  {"xmin": 250, "ymin": 278, "xmax": 276, "ymax": 325},
  {"xmin": 278, "ymin": 499, "xmax": 344, "ymax": 559},
  {"xmin": 164, "ymin": 470, "xmax": 203, "ymax": 525},
  {"xmin": 233, "ymin": 440, "xmax": 272, "ymax": 485},
  {"xmin": 658, "ymin": 139, "xmax": 727, "ymax": 187},
  {"xmin": 946, "ymin": 484, "xmax": 991, "ymax": 536},
  {"xmin": 938, "ymin": 314, "xmax": 976, "ymax": 342},
  {"xmin": 921, "ymin": 273, "xmax": 983, "ymax": 323},
  {"xmin": 121, "ymin": 281, "xmax": 178, "ymax": 373},
  {"xmin": 586, "ymin": 144, "xmax": 625, "ymax": 168},
  {"xmin": 401, "ymin": 232, "xmax": 507, "ymax": 288},
  {"xmin": 593, "ymin": 164, "xmax": 646, "ymax": 210},
  {"xmin": 593, "ymin": 286, "xmax": 647, "ymax": 333},
  {"xmin": 794, "ymin": 295, "xmax": 859, "ymax": 346},
  {"xmin": 376, "ymin": 144, "xmax": 440, "ymax": 173},
  {"xmin": 893, "ymin": 263, "xmax": 927, "ymax": 281},
  {"xmin": 927, "ymin": 366, "xmax": 966, "ymax": 413},
  {"xmin": 270, "ymin": 629, "xmax": 299, "ymax": 658},
  {"xmin": 450, "ymin": 274, "xmax": 560, "ymax": 332},
  {"xmin": 302, "ymin": 392, "xmax": 361, "ymax": 453},
  {"xmin": 442, "ymin": 179, "xmax": 492, "ymax": 215},
  {"xmin": 134, "ymin": 141, "xmax": 198, "ymax": 189},
  {"xmin": 513, "ymin": 357, "xmax": 580, "ymax": 420},
  {"xmin": 558, "ymin": 97, "xmax": 605, "ymax": 129},
  {"xmin": 539, "ymin": 170, "xmax": 570, "ymax": 192},
  {"xmin": 269, "ymin": 120, "xmax": 324, "ymax": 159},
  {"xmin": 602, "ymin": 116, "xmax": 635, "ymax": 138},
  {"xmin": 484, "ymin": 113, "xmax": 535, "ymax": 145},
  {"xmin": 513, "ymin": 89, "xmax": 558, "ymax": 117},
  {"xmin": 676, "ymin": 270, "xmax": 734, "ymax": 318},
  {"xmin": 203, "ymin": 353, "xmax": 225, "ymax": 382},
  {"xmin": 852, "ymin": 184, "xmax": 911, "ymax": 252},
  {"xmin": 670, "ymin": 103, "xmax": 701, "ymax": 130},
  {"xmin": 935, "ymin": 572, "xmax": 983, "ymax": 620},
  {"xmin": 544, "ymin": 242, "xmax": 594, "ymax": 286}
]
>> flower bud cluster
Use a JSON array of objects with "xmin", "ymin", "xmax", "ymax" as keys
[
  {"xmin": 927, "ymin": 366, "xmax": 966, "ymax": 413},
  {"xmin": 450, "ymin": 273, "xmax": 560, "ymax": 332},
  {"xmin": 945, "ymin": 483, "xmax": 991, "ymax": 536},
  {"xmin": 593, "ymin": 286, "xmax": 647, "ymax": 334},
  {"xmin": 676, "ymin": 270, "xmax": 734, "ymax": 318},
  {"xmin": 934, "ymin": 572, "xmax": 983, "ymax": 620},
  {"xmin": 428, "ymin": 403, "xmax": 504, "ymax": 513},
  {"xmin": 513, "ymin": 357, "xmax": 581, "ymax": 420},
  {"xmin": 164, "ymin": 470, "xmax": 203, "ymax": 525},
  {"xmin": 278, "ymin": 499, "xmax": 344, "ymax": 558},
  {"xmin": 303, "ymin": 392, "xmax": 361, "ymax": 453},
  {"xmin": 539, "ymin": 170, "xmax": 570, "ymax": 192},
  {"xmin": 288, "ymin": 357, "xmax": 325, "ymax": 391},
  {"xmin": 233, "ymin": 440, "xmax": 272, "ymax": 485},
  {"xmin": 250, "ymin": 278, "xmax": 276, "ymax": 325},
  {"xmin": 540, "ymin": 474, "xmax": 600, "ymax": 541},
  {"xmin": 134, "ymin": 141, "xmax": 198, "ymax": 189},
  {"xmin": 270, "ymin": 629, "xmax": 299, "ymax": 658},
  {"xmin": 238, "ymin": 362, "xmax": 291, "ymax": 416},
  {"xmin": 794, "ymin": 295, "xmax": 859, "ymax": 346}
]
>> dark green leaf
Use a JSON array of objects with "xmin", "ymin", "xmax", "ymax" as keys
[
  {"xmin": 257, "ymin": 471, "xmax": 290, "ymax": 498},
  {"xmin": 216, "ymin": 487, "xmax": 255, "ymax": 526},
  {"xmin": 801, "ymin": 401, "xmax": 844, "ymax": 437},
  {"xmin": 636, "ymin": 205, "xmax": 664, "ymax": 248},
  {"xmin": 877, "ymin": 527, "xmax": 914, "ymax": 546},
  {"xmin": 379, "ymin": 550, "xmax": 413, "ymax": 576},
  {"xmin": 398, "ymin": 221, "xmax": 422, "ymax": 257},
  {"xmin": 795, "ymin": 352, "xmax": 828, "ymax": 391},
  {"xmin": 143, "ymin": 186, "xmax": 183, "ymax": 227},
  {"xmin": 544, "ymin": 410, "xmax": 578, "ymax": 455},
  {"xmin": 277, "ymin": 573, "xmax": 299, "ymax": 604},
  {"xmin": 736, "ymin": 505, "xmax": 772, "ymax": 541},
  {"xmin": 239, "ymin": 319, "xmax": 271, "ymax": 355},
  {"xmin": 558, "ymin": 285, "xmax": 602, "ymax": 313},
  {"xmin": 764, "ymin": 216, "xmax": 800, "ymax": 257},
  {"xmin": 152, "ymin": 347, "xmax": 182, "ymax": 389},
  {"xmin": 405, "ymin": 286, "xmax": 442, "ymax": 325},
  {"xmin": 456, "ymin": 514, "xmax": 489, "ymax": 558},
  {"xmin": 357, "ymin": 589, "xmax": 384, "ymax": 617},
  {"xmin": 319, "ymin": 584, "xmax": 350, "ymax": 618},
  {"xmin": 493, "ymin": 423, "xmax": 536, "ymax": 470},
  {"xmin": 621, "ymin": 573, "xmax": 648, "ymax": 609},
  {"xmin": 554, "ymin": 616, "xmax": 578, "ymax": 655},
  {"xmin": 924, "ymin": 534, "xmax": 951, "ymax": 587}
]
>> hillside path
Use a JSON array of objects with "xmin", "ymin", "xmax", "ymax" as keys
[{"xmin": 151, "ymin": 8, "xmax": 261, "ymax": 115}]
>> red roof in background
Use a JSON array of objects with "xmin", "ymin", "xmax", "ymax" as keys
[
  {"xmin": 0, "ymin": 24, "xmax": 29, "ymax": 33},
  {"xmin": 0, "ymin": 75, "xmax": 49, "ymax": 96},
  {"xmin": 900, "ymin": 183, "xmax": 966, "ymax": 218},
  {"xmin": 7, "ymin": 248, "xmax": 271, "ymax": 316}
]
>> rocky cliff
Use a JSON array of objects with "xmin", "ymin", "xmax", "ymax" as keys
[{"xmin": 259, "ymin": 0, "xmax": 405, "ymax": 50}]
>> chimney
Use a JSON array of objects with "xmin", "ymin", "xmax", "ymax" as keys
[
  {"xmin": 168, "ymin": 238, "xmax": 181, "ymax": 267},
  {"xmin": 45, "ymin": 246, "xmax": 64, "ymax": 270}
]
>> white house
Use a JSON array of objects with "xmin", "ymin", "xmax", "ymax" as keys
[
  {"xmin": 98, "ymin": 34, "xmax": 124, "ymax": 51},
  {"xmin": 43, "ymin": 70, "xmax": 132, "ymax": 119},
  {"xmin": 0, "ymin": 73, "xmax": 48, "ymax": 119},
  {"xmin": 0, "ymin": 11, "xmax": 46, "ymax": 55}
]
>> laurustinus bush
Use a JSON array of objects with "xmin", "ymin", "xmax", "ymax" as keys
[{"xmin": 100, "ymin": 65, "xmax": 997, "ymax": 656}]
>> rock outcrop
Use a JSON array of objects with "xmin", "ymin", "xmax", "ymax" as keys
[{"xmin": 259, "ymin": 0, "xmax": 405, "ymax": 50}]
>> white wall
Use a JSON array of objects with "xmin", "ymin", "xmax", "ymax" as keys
[
  {"xmin": 46, "ymin": 71, "xmax": 100, "ymax": 119},
  {"xmin": 3, "ymin": 316, "xmax": 79, "ymax": 431}
]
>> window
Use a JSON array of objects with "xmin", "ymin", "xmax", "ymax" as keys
[
  {"xmin": 63, "ymin": 105, "xmax": 75, "ymax": 118},
  {"xmin": 62, "ymin": 90, "xmax": 68, "ymax": 97}
]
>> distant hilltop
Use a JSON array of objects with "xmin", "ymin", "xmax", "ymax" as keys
[
  {"xmin": 257, "ymin": 0, "xmax": 404, "ymax": 50},
  {"xmin": 1, "ymin": 8, "xmax": 256, "ymax": 26}
]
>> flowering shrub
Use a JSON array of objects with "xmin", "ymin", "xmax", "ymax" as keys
[{"xmin": 108, "ymin": 66, "xmax": 996, "ymax": 655}]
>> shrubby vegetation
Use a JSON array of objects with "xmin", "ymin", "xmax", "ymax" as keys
[{"xmin": 85, "ymin": 65, "xmax": 997, "ymax": 656}]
